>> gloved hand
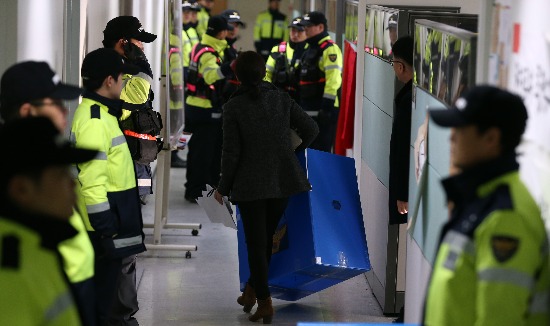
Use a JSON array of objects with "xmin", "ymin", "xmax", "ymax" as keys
[
  {"xmin": 122, "ymin": 42, "xmax": 153, "ymax": 77},
  {"xmin": 123, "ymin": 41, "xmax": 147, "ymax": 62},
  {"xmin": 220, "ymin": 61, "xmax": 235, "ymax": 78}
]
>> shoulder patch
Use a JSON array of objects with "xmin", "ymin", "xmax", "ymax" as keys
[
  {"xmin": 1, "ymin": 235, "xmax": 20, "ymax": 269},
  {"xmin": 491, "ymin": 235, "xmax": 519, "ymax": 263},
  {"xmin": 328, "ymin": 54, "xmax": 337, "ymax": 62},
  {"xmin": 91, "ymin": 104, "xmax": 101, "ymax": 119}
]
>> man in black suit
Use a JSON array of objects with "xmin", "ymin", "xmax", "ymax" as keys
[{"xmin": 389, "ymin": 36, "xmax": 414, "ymax": 225}]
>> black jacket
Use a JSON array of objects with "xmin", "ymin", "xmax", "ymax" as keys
[
  {"xmin": 217, "ymin": 82, "xmax": 319, "ymax": 201},
  {"xmin": 389, "ymin": 80, "xmax": 413, "ymax": 224}
]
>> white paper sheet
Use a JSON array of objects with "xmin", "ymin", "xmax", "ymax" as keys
[{"xmin": 197, "ymin": 185, "xmax": 236, "ymax": 229}]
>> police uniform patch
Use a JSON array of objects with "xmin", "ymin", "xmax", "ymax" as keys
[
  {"xmin": 329, "ymin": 54, "xmax": 337, "ymax": 62},
  {"xmin": 491, "ymin": 236, "xmax": 519, "ymax": 263}
]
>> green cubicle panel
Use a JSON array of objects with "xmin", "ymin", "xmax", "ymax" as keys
[
  {"xmin": 408, "ymin": 87, "xmax": 451, "ymax": 264},
  {"xmin": 361, "ymin": 52, "xmax": 395, "ymax": 187},
  {"xmin": 362, "ymin": 99, "xmax": 392, "ymax": 188}
]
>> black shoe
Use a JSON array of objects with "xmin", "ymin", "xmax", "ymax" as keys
[{"xmin": 171, "ymin": 152, "xmax": 187, "ymax": 168}]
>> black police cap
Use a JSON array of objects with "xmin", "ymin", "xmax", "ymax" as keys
[
  {"xmin": 103, "ymin": 16, "xmax": 157, "ymax": 43},
  {"xmin": 0, "ymin": 61, "xmax": 82, "ymax": 117},
  {"xmin": 429, "ymin": 85, "xmax": 528, "ymax": 130}
]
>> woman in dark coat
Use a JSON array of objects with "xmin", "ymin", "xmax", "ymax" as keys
[{"xmin": 214, "ymin": 51, "xmax": 318, "ymax": 324}]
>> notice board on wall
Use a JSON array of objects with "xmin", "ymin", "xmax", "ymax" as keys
[{"xmin": 486, "ymin": 0, "xmax": 550, "ymax": 228}]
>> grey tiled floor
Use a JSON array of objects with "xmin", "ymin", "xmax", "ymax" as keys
[{"xmin": 135, "ymin": 154, "xmax": 394, "ymax": 325}]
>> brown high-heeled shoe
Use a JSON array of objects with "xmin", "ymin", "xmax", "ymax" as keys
[
  {"xmin": 237, "ymin": 283, "xmax": 256, "ymax": 313},
  {"xmin": 248, "ymin": 297, "xmax": 273, "ymax": 324}
]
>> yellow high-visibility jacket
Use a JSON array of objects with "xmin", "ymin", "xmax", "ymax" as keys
[
  {"xmin": 0, "ymin": 214, "xmax": 82, "ymax": 325},
  {"xmin": 71, "ymin": 93, "xmax": 145, "ymax": 258},
  {"xmin": 424, "ymin": 158, "xmax": 550, "ymax": 326},
  {"xmin": 254, "ymin": 10, "xmax": 288, "ymax": 57},
  {"xmin": 186, "ymin": 34, "xmax": 228, "ymax": 109}
]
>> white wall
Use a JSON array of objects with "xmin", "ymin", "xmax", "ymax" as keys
[{"xmin": 17, "ymin": 0, "xmax": 64, "ymax": 73}]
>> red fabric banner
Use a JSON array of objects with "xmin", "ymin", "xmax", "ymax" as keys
[{"xmin": 334, "ymin": 41, "xmax": 357, "ymax": 156}]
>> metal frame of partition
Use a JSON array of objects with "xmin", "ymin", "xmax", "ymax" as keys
[{"xmin": 144, "ymin": 0, "xmax": 200, "ymax": 257}]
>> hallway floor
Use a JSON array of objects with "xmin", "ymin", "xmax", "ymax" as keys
[{"xmin": 134, "ymin": 154, "xmax": 394, "ymax": 325}]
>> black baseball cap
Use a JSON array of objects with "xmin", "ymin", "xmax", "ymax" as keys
[
  {"xmin": 288, "ymin": 16, "xmax": 305, "ymax": 31},
  {"xmin": 429, "ymin": 85, "xmax": 528, "ymax": 129},
  {"xmin": 0, "ymin": 117, "xmax": 97, "ymax": 178},
  {"xmin": 0, "ymin": 61, "xmax": 82, "ymax": 119},
  {"xmin": 81, "ymin": 48, "xmax": 140, "ymax": 81},
  {"xmin": 222, "ymin": 10, "xmax": 244, "ymax": 26},
  {"xmin": 207, "ymin": 15, "xmax": 234, "ymax": 35},
  {"xmin": 103, "ymin": 16, "xmax": 157, "ymax": 43},
  {"xmin": 300, "ymin": 11, "xmax": 327, "ymax": 26}
]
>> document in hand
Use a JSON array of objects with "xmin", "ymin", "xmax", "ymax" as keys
[{"xmin": 197, "ymin": 185, "xmax": 236, "ymax": 229}]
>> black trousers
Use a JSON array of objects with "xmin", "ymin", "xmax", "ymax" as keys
[
  {"xmin": 239, "ymin": 197, "xmax": 289, "ymax": 300},
  {"xmin": 90, "ymin": 235, "xmax": 139, "ymax": 326},
  {"xmin": 70, "ymin": 277, "xmax": 97, "ymax": 326},
  {"xmin": 107, "ymin": 255, "xmax": 139, "ymax": 326},
  {"xmin": 309, "ymin": 107, "xmax": 339, "ymax": 153},
  {"xmin": 184, "ymin": 105, "xmax": 222, "ymax": 199}
]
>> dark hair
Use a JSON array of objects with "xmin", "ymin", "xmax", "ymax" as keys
[
  {"xmin": 0, "ymin": 102, "xmax": 23, "ymax": 123},
  {"xmin": 235, "ymin": 51, "xmax": 265, "ymax": 99},
  {"xmin": 392, "ymin": 35, "xmax": 414, "ymax": 66},
  {"xmin": 82, "ymin": 74, "xmax": 118, "ymax": 92},
  {"xmin": 476, "ymin": 119, "xmax": 526, "ymax": 154},
  {"xmin": 102, "ymin": 38, "xmax": 118, "ymax": 49}
]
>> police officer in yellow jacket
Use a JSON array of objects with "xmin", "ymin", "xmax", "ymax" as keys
[
  {"xmin": 221, "ymin": 9, "xmax": 245, "ymax": 103},
  {"xmin": 425, "ymin": 86, "xmax": 550, "ymax": 325},
  {"xmin": 183, "ymin": 1, "xmax": 200, "ymax": 48},
  {"xmin": 298, "ymin": 11, "xmax": 343, "ymax": 152},
  {"xmin": 72, "ymin": 48, "xmax": 145, "ymax": 326},
  {"xmin": 265, "ymin": 16, "xmax": 308, "ymax": 102},
  {"xmin": 163, "ymin": 30, "xmax": 186, "ymax": 168},
  {"xmin": 196, "ymin": 0, "xmax": 214, "ymax": 39},
  {"xmin": 184, "ymin": 15, "xmax": 234, "ymax": 202},
  {"xmin": 102, "ymin": 16, "xmax": 162, "ymax": 200},
  {"xmin": 0, "ymin": 61, "xmax": 97, "ymax": 326},
  {"xmin": 0, "ymin": 117, "xmax": 97, "ymax": 326},
  {"xmin": 182, "ymin": 1, "xmax": 201, "ymax": 76},
  {"xmin": 254, "ymin": 0, "xmax": 288, "ymax": 61}
]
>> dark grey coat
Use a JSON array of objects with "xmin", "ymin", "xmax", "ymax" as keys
[{"xmin": 217, "ymin": 82, "xmax": 319, "ymax": 202}]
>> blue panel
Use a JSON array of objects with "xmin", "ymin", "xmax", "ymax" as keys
[
  {"xmin": 238, "ymin": 150, "xmax": 371, "ymax": 301},
  {"xmin": 362, "ymin": 99, "xmax": 392, "ymax": 187},
  {"xmin": 363, "ymin": 53, "xmax": 395, "ymax": 117},
  {"xmin": 306, "ymin": 149, "xmax": 370, "ymax": 270}
]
